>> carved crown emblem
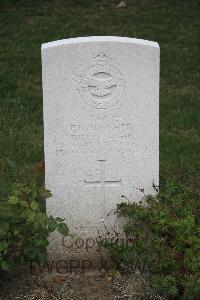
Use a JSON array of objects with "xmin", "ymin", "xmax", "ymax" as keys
[{"xmin": 94, "ymin": 53, "xmax": 110, "ymax": 66}]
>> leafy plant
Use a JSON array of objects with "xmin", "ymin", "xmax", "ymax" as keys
[
  {"xmin": 103, "ymin": 181, "xmax": 200, "ymax": 299},
  {"xmin": 0, "ymin": 181, "xmax": 68, "ymax": 272}
]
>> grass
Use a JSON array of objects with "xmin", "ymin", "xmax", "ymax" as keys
[{"xmin": 0, "ymin": 0, "xmax": 199, "ymax": 199}]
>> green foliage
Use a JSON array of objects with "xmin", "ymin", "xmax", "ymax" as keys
[
  {"xmin": 0, "ymin": 181, "xmax": 68, "ymax": 272},
  {"xmin": 104, "ymin": 182, "xmax": 200, "ymax": 299}
]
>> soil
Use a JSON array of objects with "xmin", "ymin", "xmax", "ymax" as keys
[
  {"xmin": 0, "ymin": 268, "xmax": 118, "ymax": 300},
  {"xmin": 0, "ymin": 266, "xmax": 163, "ymax": 300}
]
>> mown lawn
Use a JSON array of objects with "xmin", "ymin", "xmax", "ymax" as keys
[{"xmin": 0, "ymin": 0, "xmax": 199, "ymax": 200}]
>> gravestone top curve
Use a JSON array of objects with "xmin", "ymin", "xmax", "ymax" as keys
[{"xmin": 42, "ymin": 36, "xmax": 159, "ymax": 49}]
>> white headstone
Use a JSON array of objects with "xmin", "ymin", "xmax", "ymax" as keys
[{"xmin": 42, "ymin": 36, "xmax": 159, "ymax": 271}]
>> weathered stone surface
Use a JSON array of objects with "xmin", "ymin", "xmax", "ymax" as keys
[{"xmin": 42, "ymin": 36, "xmax": 159, "ymax": 269}]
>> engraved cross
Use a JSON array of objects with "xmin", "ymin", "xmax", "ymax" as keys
[{"xmin": 84, "ymin": 160, "xmax": 121, "ymax": 215}]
